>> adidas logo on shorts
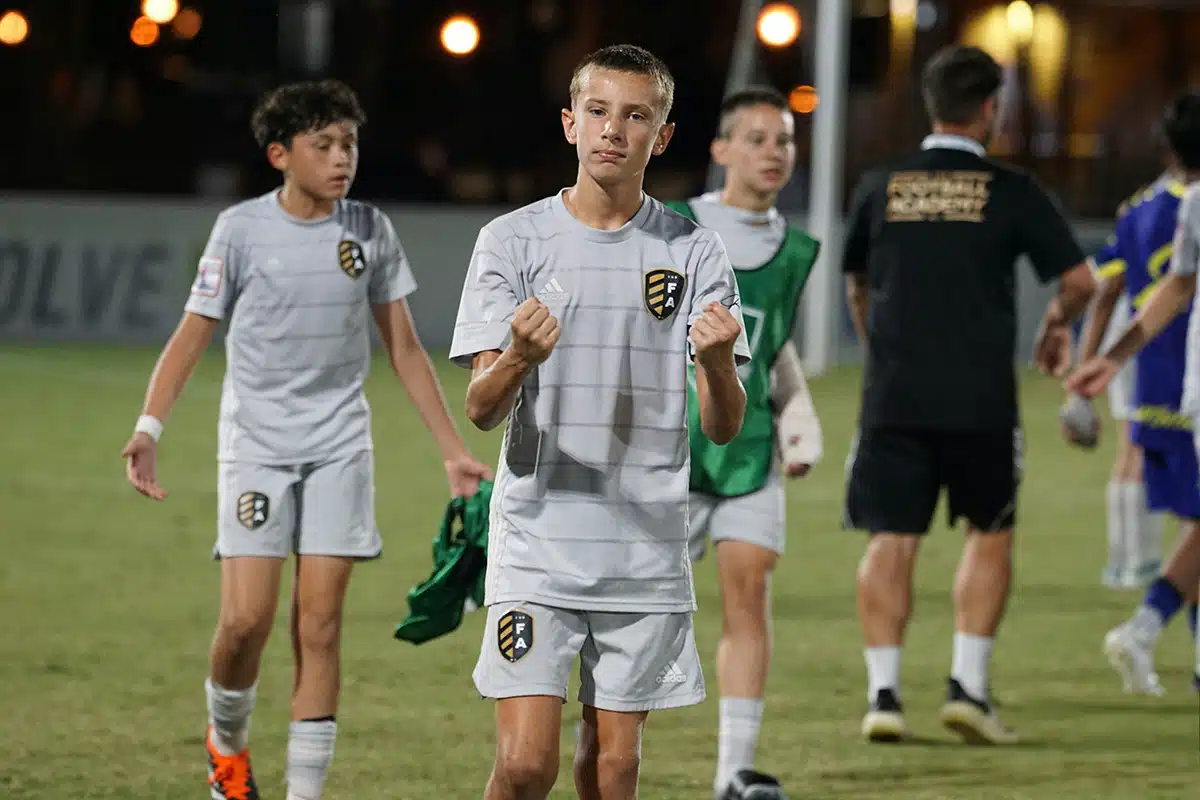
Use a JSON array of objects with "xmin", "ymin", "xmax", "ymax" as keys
[{"xmin": 655, "ymin": 661, "xmax": 687, "ymax": 685}]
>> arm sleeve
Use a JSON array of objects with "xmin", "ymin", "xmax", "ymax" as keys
[
  {"xmin": 1172, "ymin": 186, "xmax": 1200, "ymax": 277},
  {"xmin": 1017, "ymin": 177, "xmax": 1086, "ymax": 284},
  {"xmin": 183, "ymin": 211, "xmax": 242, "ymax": 320},
  {"xmin": 1087, "ymin": 233, "xmax": 1126, "ymax": 281},
  {"xmin": 368, "ymin": 211, "xmax": 419, "ymax": 304},
  {"xmin": 448, "ymin": 225, "xmax": 523, "ymax": 368},
  {"xmin": 841, "ymin": 170, "xmax": 881, "ymax": 275},
  {"xmin": 688, "ymin": 232, "xmax": 751, "ymax": 365}
]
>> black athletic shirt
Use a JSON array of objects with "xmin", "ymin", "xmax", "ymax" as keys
[{"xmin": 842, "ymin": 135, "xmax": 1084, "ymax": 431}]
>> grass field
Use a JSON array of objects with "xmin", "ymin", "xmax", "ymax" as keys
[{"xmin": 1, "ymin": 344, "xmax": 1197, "ymax": 799}]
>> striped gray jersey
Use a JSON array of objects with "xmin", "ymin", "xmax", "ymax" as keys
[
  {"xmin": 450, "ymin": 192, "xmax": 751, "ymax": 612},
  {"xmin": 184, "ymin": 192, "xmax": 417, "ymax": 464},
  {"xmin": 689, "ymin": 191, "xmax": 786, "ymax": 269},
  {"xmin": 1173, "ymin": 184, "xmax": 1200, "ymax": 415}
]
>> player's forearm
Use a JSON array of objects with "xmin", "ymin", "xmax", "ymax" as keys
[
  {"xmin": 845, "ymin": 274, "xmax": 869, "ymax": 343},
  {"xmin": 465, "ymin": 348, "xmax": 533, "ymax": 431},
  {"xmin": 390, "ymin": 347, "xmax": 471, "ymax": 459},
  {"xmin": 696, "ymin": 358, "xmax": 746, "ymax": 445},
  {"xmin": 1077, "ymin": 275, "xmax": 1123, "ymax": 362},
  {"xmin": 1106, "ymin": 273, "xmax": 1196, "ymax": 364},
  {"xmin": 140, "ymin": 313, "xmax": 217, "ymax": 422}
]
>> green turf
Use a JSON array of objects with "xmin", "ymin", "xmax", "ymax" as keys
[{"xmin": 0, "ymin": 344, "xmax": 1196, "ymax": 799}]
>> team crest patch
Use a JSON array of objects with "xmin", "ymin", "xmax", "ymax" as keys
[
  {"xmin": 644, "ymin": 268, "xmax": 685, "ymax": 321},
  {"xmin": 497, "ymin": 609, "xmax": 533, "ymax": 663},
  {"xmin": 338, "ymin": 240, "xmax": 366, "ymax": 279},
  {"xmin": 237, "ymin": 492, "xmax": 269, "ymax": 530}
]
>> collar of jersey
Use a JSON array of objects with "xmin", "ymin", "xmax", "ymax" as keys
[{"xmin": 920, "ymin": 134, "xmax": 985, "ymax": 157}]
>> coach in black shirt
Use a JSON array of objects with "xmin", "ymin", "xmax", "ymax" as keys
[{"xmin": 841, "ymin": 45, "xmax": 1095, "ymax": 746}]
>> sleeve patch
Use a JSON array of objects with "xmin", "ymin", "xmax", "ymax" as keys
[{"xmin": 193, "ymin": 256, "xmax": 223, "ymax": 297}]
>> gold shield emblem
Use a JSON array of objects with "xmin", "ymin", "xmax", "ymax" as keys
[
  {"xmin": 338, "ymin": 240, "xmax": 366, "ymax": 279},
  {"xmin": 644, "ymin": 268, "xmax": 685, "ymax": 321},
  {"xmin": 497, "ymin": 609, "xmax": 533, "ymax": 663},
  {"xmin": 237, "ymin": 492, "xmax": 269, "ymax": 530}
]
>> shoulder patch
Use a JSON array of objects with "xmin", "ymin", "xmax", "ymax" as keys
[{"xmin": 192, "ymin": 256, "xmax": 223, "ymax": 297}]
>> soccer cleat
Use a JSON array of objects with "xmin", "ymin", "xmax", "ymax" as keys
[
  {"xmin": 861, "ymin": 688, "xmax": 909, "ymax": 743},
  {"xmin": 719, "ymin": 769, "xmax": 788, "ymax": 800},
  {"xmin": 206, "ymin": 727, "xmax": 260, "ymax": 800},
  {"xmin": 1103, "ymin": 623, "xmax": 1165, "ymax": 696},
  {"xmin": 939, "ymin": 678, "xmax": 1019, "ymax": 745}
]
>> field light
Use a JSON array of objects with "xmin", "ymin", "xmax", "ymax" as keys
[
  {"xmin": 788, "ymin": 85, "xmax": 819, "ymax": 114},
  {"xmin": 130, "ymin": 16, "xmax": 159, "ymax": 47},
  {"xmin": 0, "ymin": 9, "xmax": 28, "ymax": 46},
  {"xmin": 440, "ymin": 15, "xmax": 479, "ymax": 56},
  {"xmin": 757, "ymin": 3, "xmax": 801, "ymax": 48},
  {"xmin": 172, "ymin": 7, "xmax": 202, "ymax": 40},
  {"xmin": 142, "ymin": 0, "xmax": 179, "ymax": 25}
]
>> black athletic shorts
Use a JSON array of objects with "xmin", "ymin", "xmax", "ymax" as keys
[{"xmin": 844, "ymin": 427, "xmax": 1023, "ymax": 534}]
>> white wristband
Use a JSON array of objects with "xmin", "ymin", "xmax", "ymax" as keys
[{"xmin": 134, "ymin": 415, "xmax": 164, "ymax": 442}]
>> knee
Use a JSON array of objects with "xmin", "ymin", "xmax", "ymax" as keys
[
  {"xmin": 296, "ymin": 607, "xmax": 342, "ymax": 654},
  {"xmin": 858, "ymin": 535, "xmax": 916, "ymax": 584},
  {"xmin": 594, "ymin": 743, "xmax": 641, "ymax": 789},
  {"xmin": 494, "ymin": 745, "xmax": 558, "ymax": 797},
  {"xmin": 216, "ymin": 609, "xmax": 273, "ymax": 655},
  {"xmin": 722, "ymin": 566, "xmax": 771, "ymax": 628}
]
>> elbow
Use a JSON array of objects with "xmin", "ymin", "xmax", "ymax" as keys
[
  {"xmin": 464, "ymin": 397, "xmax": 495, "ymax": 431},
  {"xmin": 703, "ymin": 423, "xmax": 739, "ymax": 446},
  {"xmin": 701, "ymin": 395, "xmax": 746, "ymax": 445}
]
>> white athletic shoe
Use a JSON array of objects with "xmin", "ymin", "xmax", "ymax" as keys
[{"xmin": 1103, "ymin": 623, "xmax": 1165, "ymax": 696}]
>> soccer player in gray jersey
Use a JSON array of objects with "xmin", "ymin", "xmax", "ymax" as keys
[
  {"xmin": 450, "ymin": 45, "xmax": 751, "ymax": 800},
  {"xmin": 120, "ymin": 80, "xmax": 491, "ymax": 800},
  {"xmin": 676, "ymin": 87, "xmax": 823, "ymax": 800}
]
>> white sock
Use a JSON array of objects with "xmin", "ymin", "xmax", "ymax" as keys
[
  {"xmin": 1129, "ymin": 604, "xmax": 1165, "ymax": 644},
  {"xmin": 714, "ymin": 698, "xmax": 763, "ymax": 794},
  {"xmin": 950, "ymin": 633, "xmax": 992, "ymax": 702},
  {"xmin": 864, "ymin": 646, "xmax": 901, "ymax": 703},
  {"xmin": 205, "ymin": 679, "xmax": 256, "ymax": 756},
  {"xmin": 287, "ymin": 718, "xmax": 337, "ymax": 800},
  {"xmin": 1120, "ymin": 482, "xmax": 1162, "ymax": 575},
  {"xmin": 1105, "ymin": 480, "xmax": 1126, "ymax": 576}
]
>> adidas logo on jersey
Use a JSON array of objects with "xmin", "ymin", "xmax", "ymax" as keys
[
  {"xmin": 536, "ymin": 277, "xmax": 569, "ymax": 303},
  {"xmin": 655, "ymin": 661, "xmax": 687, "ymax": 685}
]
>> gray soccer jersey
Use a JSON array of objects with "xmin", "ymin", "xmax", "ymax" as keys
[
  {"xmin": 449, "ymin": 192, "xmax": 751, "ymax": 613},
  {"xmin": 1174, "ymin": 184, "xmax": 1200, "ymax": 416},
  {"xmin": 688, "ymin": 191, "xmax": 786, "ymax": 269},
  {"xmin": 184, "ymin": 192, "xmax": 417, "ymax": 464}
]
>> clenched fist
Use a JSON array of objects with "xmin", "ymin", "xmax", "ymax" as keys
[
  {"xmin": 690, "ymin": 301, "xmax": 742, "ymax": 369},
  {"xmin": 511, "ymin": 297, "xmax": 561, "ymax": 365}
]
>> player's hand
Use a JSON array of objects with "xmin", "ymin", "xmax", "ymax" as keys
[
  {"xmin": 510, "ymin": 298, "xmax": 560, "ymax": 366},
  {"xmin": 1064, "ymin": 356, "xmax": 1121, "ymax": 400},
  {"xmin": 691, "ymin": 302, "xmax": 742, "ymax": 369},
  {"xmin": 121, "ymin": 432, "xmax": 168, "ymax": 501},
  {"xmin": 1033, "ymin": 323, "xmax": 1073, "ymax": 377},
  {"xmin": 779, "ymin": 412, "xmax": 822, "ymax": 478},
  {"xmin": 444, "ymin": 452, "xmax": 494, "ymax": 499}
]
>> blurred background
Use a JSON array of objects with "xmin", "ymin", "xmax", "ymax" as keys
[{"xmin": 2, "ymin": 0, "xmax": 1199, "ymax": 360}]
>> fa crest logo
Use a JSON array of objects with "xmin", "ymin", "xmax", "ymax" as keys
[
  {"xmin": 338, "ymin": 240, "xmax": 366, "ymax": 279},
  {"xmin": 644, "ymin": 269, "xmax": 685, "ymax": 321},
  {"xmin": 497, "ymin": 609, "xmax": 533, "ymax": 663},
  {"xmin": 237, "ymin": 492, "xmax": 269, "ymax": 530}
]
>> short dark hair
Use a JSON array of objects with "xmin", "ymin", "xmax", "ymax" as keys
[
  {"xmin": 1162, "ymin": 91, "xmax": 1200, "ymax": 170},
  {"xmin": 569, "ymin": 44, "xmax": 675, "ymax": 121},
  {"xmin": 717, "ymin": 86, "xmax": 789, "ymax": 138},
  {"xmin": 250, "ymin": 79, "xmax": 366, "ymax": 150},
  {"xmin": 921, "ymin": 45, "xmax": 1003, "ymax": 126}
]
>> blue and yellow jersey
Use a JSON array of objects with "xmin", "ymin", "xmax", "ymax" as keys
[{"xmin": 1102, "ymin": 178, "xmax": 1195, "ymax": 447}]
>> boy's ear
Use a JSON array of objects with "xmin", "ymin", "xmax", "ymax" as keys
[{"xmin": 266, "ymin": 141, "xmax": 289, "ymax": 172}]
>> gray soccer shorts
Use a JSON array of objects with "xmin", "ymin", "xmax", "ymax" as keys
[
  {"xmin": 688, "ymin": 467, "xmax": 786, "ymax": 561},
  {"xmin": 473, "ymin": 601, "xmax": 706, "ymax": 712},
  {"xmin": 213, "ymin": 450, "xmax": 381, "ymax": 560}
]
